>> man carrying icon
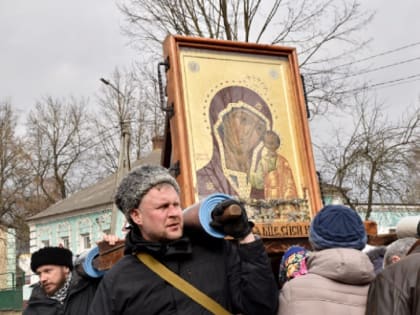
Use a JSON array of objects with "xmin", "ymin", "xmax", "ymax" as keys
[{"xmin": 89, "ymin": 164, "xmax": 278, "ymax": 315}]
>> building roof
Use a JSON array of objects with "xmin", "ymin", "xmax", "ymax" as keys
[{"xmin": 27, "ymin": 149, "xmax": 162, "ymax": 222}]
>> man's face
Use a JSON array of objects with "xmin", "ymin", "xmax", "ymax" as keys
[
  {"xmin": 130, "ymin": 183, "xmax": 183, "ymax": 242},
  {"xmin": 36, "ymin": 265, "xmax": 70, "ymax": 296}
]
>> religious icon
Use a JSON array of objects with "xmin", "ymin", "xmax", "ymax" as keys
[
  {"xmin": 197, "ymin": 86, "xmax": 298, "ymax": 203},
  {"xmin": 162, "ymin": 35, "xmax": 322, "ymax": 237}
]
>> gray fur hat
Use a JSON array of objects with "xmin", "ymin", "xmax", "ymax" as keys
[{"xmin": 115, "ymin": 164, "xmax": 180, "ymax": 219}]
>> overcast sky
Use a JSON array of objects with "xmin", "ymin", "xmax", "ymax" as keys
[
  {"xmin": 0, "ymin": 0, "xmax": 137, "ymax": 118},
  {"xmin": 1, "ymin": 1, "xmax": 419, "ymax": 127},
  {"xmin": 358, "ymin": 0, "xmax": 420, "ymax": 108}
]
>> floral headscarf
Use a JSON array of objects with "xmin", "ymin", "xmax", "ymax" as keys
[{"xmin": 279, "ymin": 246, "xmax": 309, "ymax": 286}]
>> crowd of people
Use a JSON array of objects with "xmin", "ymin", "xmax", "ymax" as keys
[{"xmin": 24, "ymin": 164, "xmax": 420, "ymax": 315}]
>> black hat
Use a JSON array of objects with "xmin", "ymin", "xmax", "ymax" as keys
[{"xmin": 30, "ymin": 247, "xmax": 73, "ymax": 273}]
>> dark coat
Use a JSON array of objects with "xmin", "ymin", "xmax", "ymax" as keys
[
  {"xmin": 365, "ymin": 240, "xmax": 420, "ymax": 315},
  {"xmin": 23, "ymin": 269, "xmax": 100, "ymax": 315},
  {"xmin": 89, "ymin": 227, "xmax": 278, "ymax": 315},
  {"xmin": 365, "ymin": 246, "xmax": 386, "ymax": 275}
]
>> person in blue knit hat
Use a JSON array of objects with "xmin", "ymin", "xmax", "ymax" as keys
[
  {"xmin": 278, "ymin": 205, "xmax": 375, "ymax": 315},
  {"xmin": 308, "ymin": 204, "xmax": 367, "ymax": 250}
]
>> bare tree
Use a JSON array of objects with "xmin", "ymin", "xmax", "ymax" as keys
[
  {"xmin": 118, "ymin": 0, "xmax": 374, "ymax": 116},
  {"xmin": 404, "ymin": 143, "xmax": 420, "ymax": 203},
  {"xmin": 94, "ymin": 66, "xmax": 165, "ymax": 173},
  {"xmin": 0, "ymin": 101, "xmax": 32, "ymax": 244},
  {"xmin": 316, "ymin": 95, "xmax": 420, "ymax": 219},
  {"xmin": 95, "ymin": 68, "xmax": 134, "ymax": 173},
  {"xmin": 25, "ymin": 96, "xmax": 93, "ymax": 202},
  {"xmin": 132, "ymin": 62, "xmax": 166, "ymax": 158},
  {"xmin": 118, "ymin": 0, "xmax": 420, "ymax": 218}
]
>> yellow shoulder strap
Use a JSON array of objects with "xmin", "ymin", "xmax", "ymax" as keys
[{"xmin": 137, "ymin": 252, "xmax": 231, "ymax": 315}]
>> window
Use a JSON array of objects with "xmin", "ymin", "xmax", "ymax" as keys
[
  {"xmin": 60, "ymin": 236, "xmax": 70, "ymax": 248},
  {"xmin": 41, "ymin": 240, "xmax": 50, "ymax": 247},
  {"xmin": 78, "ymin": 218, "xmax": 93, "ymax": 251},
  {"xmin": 80, "ymin": 233, "xmax": 91, "ymax": 249}
]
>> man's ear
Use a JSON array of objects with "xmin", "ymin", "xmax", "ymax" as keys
[
  {"xmin": 130, "ymin": 209, "xmax": 142, "ymax": 225},
  {"xmin": 391, "ymin": 255, "xmax": 401, "ymax": 264},
  {"xmin": 63, "ymin": 266, "xmax": 71, "ymax": 275}
]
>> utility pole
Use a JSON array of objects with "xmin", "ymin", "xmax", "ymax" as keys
[{"xmin": 100, "ymin": 78, "xmax": 131, "ymax": 235}]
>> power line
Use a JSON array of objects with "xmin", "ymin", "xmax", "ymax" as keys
[
  {"xmin": 57, "ymin": 128, "xmax": 120, "ymax": 166},
  {"xmin": 79, "ymin": 128, "xmax": 120, "ymax": 155},
  {"xmin": 335, "ymin": 72, "xmax": 420, "ymax": 95},
  {"xmin": 374, "ymin": 77, "xmax": 420, "ymax": 90},
  {"xmin": 304, "ymin": 41, "xmax": 420, "ymax": 94},
  {"xmin": 304, "ymin": 51, "xmax": 420, "ymax": 79},
  {"xmin": 335, "ymin": 41, "xmax": 420, "ymax": 68},
  {"xmin": 330, "ymin": 56, "xmax": 420, "ymax": 81},
  {"xmin": 369, "ymin": 73, "xmax": 420, "ymax": 89}
]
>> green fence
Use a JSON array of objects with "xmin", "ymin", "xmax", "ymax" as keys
[
  {"xmin": 0, "ymin": 272, "xmax": 24, "ymax": 311},
  {"xmin": 0, "ymin": 288, "xmax": 23, "ymax": 311}
]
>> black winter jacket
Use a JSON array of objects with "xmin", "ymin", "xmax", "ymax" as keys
[
  {"xmin": 365, "ymin": 241, "xmax": 420, "ymax": 315},
  {"xmin": 89, "ymin": 227, "xmax": 278, "ymax": 315},
  {"xmin": 23, "ymin": 269, "xmax": 100, "ymax": 315}
]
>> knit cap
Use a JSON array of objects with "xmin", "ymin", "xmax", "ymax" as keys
[
  {"xmin": 30, "ymin": 247, "xmax": 73, "ymax": 273},
  {"xmin": 309, "ymin": 205, "xmax": 367, "ymax": 250}
]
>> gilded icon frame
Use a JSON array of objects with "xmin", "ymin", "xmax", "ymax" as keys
[{"xmin": 162, "ymin": 35, "xmax": 322, "ymax": 239}]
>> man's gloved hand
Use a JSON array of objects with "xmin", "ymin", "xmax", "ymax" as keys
[{"xmin": 210, "ymin": 199, "xmax": 254, "ymax": 239}]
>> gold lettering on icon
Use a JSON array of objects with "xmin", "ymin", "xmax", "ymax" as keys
[{"xmin": 253, "ymin": 222, "xmax": 310, "ymax": 238}]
